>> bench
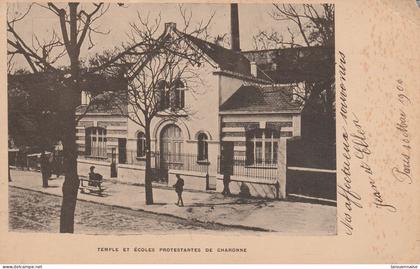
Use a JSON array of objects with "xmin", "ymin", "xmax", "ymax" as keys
[{"xmin": 79, "ymin": 176, "xmax": 106, "ymax": 196}]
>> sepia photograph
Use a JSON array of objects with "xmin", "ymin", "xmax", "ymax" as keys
[{"xmin": 7, "ymin": 3, "xmax": 336, "ymax": 235}]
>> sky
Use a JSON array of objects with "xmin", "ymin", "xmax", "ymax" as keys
[{"xmin": 7, "ymin": 3, "xmax": 300, "ymax": 71}]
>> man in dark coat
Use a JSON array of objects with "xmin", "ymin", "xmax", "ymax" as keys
[
  {"xmin": 40, "ymin": 152, "xmax": 50, "ymax": 188},
  {"xmin": 173, "ymin": 174, "xmax": 184, "ymax": 207}
]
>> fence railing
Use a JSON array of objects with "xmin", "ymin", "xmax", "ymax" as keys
[
  {"xmin": 125, "ymin": 150, "xmax": 147, "ymax": 166},
  {"xmin": 124, "ymin": 150, "xmax": 210, "ymax": 174},
  {"xmin": 217, "ymin": 155, "xmax": 279, "ymax": 182},
  {"xmin": 79, "ymin": 146, "xmax": 112, "ymax": 162},
  {"xmin": 9, "ymin": 150, "xmax": 64, "ymax": 174}
]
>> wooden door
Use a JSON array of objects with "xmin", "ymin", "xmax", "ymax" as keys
[{"xmin": 160, "ymin": 124, "xmax": 183, "ymax": 180}]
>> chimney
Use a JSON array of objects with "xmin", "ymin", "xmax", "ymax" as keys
[
  {"xmin": 250, "ymin": 62, "xmax": 257, "ymax": 77},
  {"xmin": 164, "ymin": 22, "xmax": 176, "ymax": 33},
  {"xmin": 230, "ymin": 3, "xmax": 240, "ymax": 51}
]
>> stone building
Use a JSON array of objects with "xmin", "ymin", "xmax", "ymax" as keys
[{"xmin": 75, "ymin": 4, "xmax": 333, "ymax": 199}]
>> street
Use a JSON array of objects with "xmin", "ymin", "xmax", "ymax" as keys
[
  {"xmin": 9, "ymin": 170, "xmax": 337, "ymax": 234},
  {"xmin": 9, "ymin": 187, "xmax": 249, "ymax": 234}
]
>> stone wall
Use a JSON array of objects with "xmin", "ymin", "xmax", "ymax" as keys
[
  {"xmin": 216, "ymin": 175, "xmax": 279, "ymax": 199},
  {"xmin": 117, "ymin": 164, "xmax": 145, "ymax": 185},
  {"xmin": 168, "ymin": 169, "xmax": 209, "ymax": 191}
]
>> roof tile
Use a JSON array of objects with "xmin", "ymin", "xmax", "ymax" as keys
[{"xmin": 220, "ymin": 84, "xmax": 301, "ymax": 112}]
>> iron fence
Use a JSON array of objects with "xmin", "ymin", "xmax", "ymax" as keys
[
  {"xmin": 79, "ymin": 146, "xmax": 112, "ymax": 162},
  {"xmin": 10, "ymin": 151, "xmax": 64, "ymax": 174},
  {"xmin": 80, "ymin": 147, "xmax": 210, "ymax": 175},
  {"xmin": 217, "ymin": 155, "xmax": 278, "ymax": 182},
  {"xmin": 153, "ymin": 151, "xmax": 210, "ymax": 174},
  {"xmin": 125, "ymin": 150, "xmax": 147, "ymax": 166},
  {"xmin": 124, "ymin": 150, "xmax": 210, "ymax": 173}
]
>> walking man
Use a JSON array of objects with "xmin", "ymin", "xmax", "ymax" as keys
[
  {"xmin": 222, "ymin": 173, "xmax": 231, "ymax": 196},
  {"xmin": 173, "ymin": 174, "xmax": 184, "ymax": 207}
]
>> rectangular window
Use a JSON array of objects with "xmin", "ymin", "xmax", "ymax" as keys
[
  {"xmin": 85, "ymin": 127, "xmax": 107, "ymax": 158},
  {"xmin": 245, "ymin": 128, "xmax": 280, "ymax": 166}
]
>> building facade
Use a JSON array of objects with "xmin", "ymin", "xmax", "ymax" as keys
[{"xmin": 75, "ymin": 7, "xmax": 331, "ymax": 199}]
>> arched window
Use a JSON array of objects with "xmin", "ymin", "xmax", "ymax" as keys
[
  {"xmin": 85, "ymin": 127, "xmax": 107, "ymax": 158},
  {"xmin": 157, "ymin": 79, "xmax": 185, "ymax": 111},
  {"xmin": 197, "ymin": 133, "xmax": 208, "ymax": 161},
  {"xmin": 137, "ymin": 132, "xmax": 146, "ymax": 158},
  {"xmin": 246, "ymin": 128, "xmax": 279, "ymax": 165},
  {"xmin": 172, "ymin": 79, "xmax": 185, "ymax": 109}
]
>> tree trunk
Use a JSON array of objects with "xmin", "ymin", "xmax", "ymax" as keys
[
  {"xmin": 59, "ymin": 3, "xmax": 81, "ymax": 233},
  {"xmin": 59, "ymin": 109, "xmax": 79, "ymax": 233},
  {"xmin": 324, "ymin": 78, "xmax": 335, "ymax": 142},
  {"xmin": 144, "ymin": 123, "xmax": 154, "ymax": 205}
]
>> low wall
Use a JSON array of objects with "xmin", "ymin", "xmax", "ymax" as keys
[
  {"xmin": 118, "ymin": 164, "xmax": 146, "ymax": 185},
  {"xmin": 77, "ymin": 159, "xmax": 111, "ymax": 178},
  {"xmin": 286, "ymin": 168, "xmax": 336, "ymax": 201},
  {"xmin": 214, "ymin": 138, "xmax": 287, "ymax": 199},
  {"xmin": 168, "ymin": 169, "xmax": 209, "ymax": 191},
  {"xmin": 216, "ymin": 175, "xmax": 281, "ymax": 199}
]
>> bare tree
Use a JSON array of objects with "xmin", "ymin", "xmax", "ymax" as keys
[
  {"xmin": 7, "ymin": 3, "xmax": 149, "ymax": 233},
  {"xmin": 94, "ymin": 9, "xmax": 213, "ymax": 204},
  {"xmin": 253, "ymin": 4, "xmax": 335, "ymax": 141},
  {"xmin": 253, "ymin": 4, "xmax": 334, "ymax": 49}
]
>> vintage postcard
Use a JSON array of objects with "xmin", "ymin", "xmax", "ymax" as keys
[{"xmin": 0, "ymin": 0, "xmax": 419, "ymax": 264}]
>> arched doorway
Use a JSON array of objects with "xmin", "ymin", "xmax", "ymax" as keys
[{"xmin": 159, "ymin": 124, "xmax": 183, "ymax": 181}]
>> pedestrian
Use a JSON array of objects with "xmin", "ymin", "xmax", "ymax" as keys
[
  {"xmin": 173, "ymin": 174, "xmax": 184, "ymax": 207},
  {"xmin": 40, "ymin": 151, "xmax": 50, "ymax": 188},
  {"xmin": 89, "ymin": 166, "xmax": 103, "ymax": 187},
  {"xmin": 48, "ymin": 152, "xmax": 55, "ymax": 179},
  {"xmin": 54, "ymin": 141, "xmax": 63, "ymax": 178},
  {"xmin": 51, "ymin": 151, "xmax": 60, "ymax": 179},
  {"xmin": 222, "ymin": 173, "xmax": 231, "ymax": 196}
]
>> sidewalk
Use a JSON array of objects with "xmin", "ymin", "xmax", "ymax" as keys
[{"xmin": 9, "ymin": 169, "xmax": 336, "ymax": 234}]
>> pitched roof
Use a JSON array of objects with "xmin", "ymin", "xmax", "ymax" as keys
[
  {"xmin": 178, "ymin": 31, "xmax": 252, "ymax": 76},
  {"xmin": 177, "ymin": 31, "xmax": 333, "ymax": 83},
  {"xmin": 76, "ymin": 90, "xmax": 128, "ymax": 115},
  {"xmin": 75, "ymin": 103, "xmax": 127, "ymax": 115},
  {"xmin": 242, "ymin": 46, "xmax": 334, "ymax": 83},
  {"xmin": 220, "ymin": 84, "xmax": 301, "ymax": 113}
]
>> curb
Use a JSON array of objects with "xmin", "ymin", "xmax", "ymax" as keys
[{"xmin": 10, "ymin": 185, "xmax": 272, "ymax": 232}]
